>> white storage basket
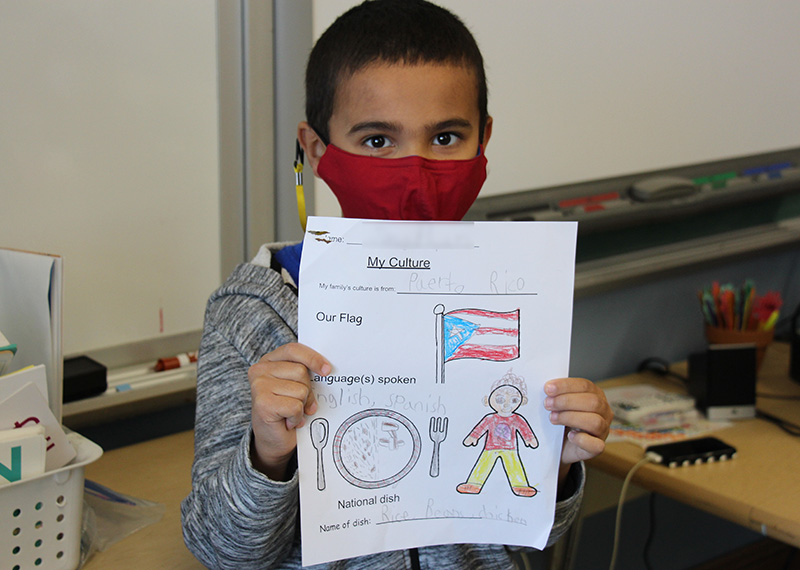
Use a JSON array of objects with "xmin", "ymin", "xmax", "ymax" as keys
[{"xmin": 2, "ymin": 432, "xmax": 102, "ymax": 570}]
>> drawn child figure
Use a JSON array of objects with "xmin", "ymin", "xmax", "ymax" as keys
[{"xmin": 458, "ymin": 370, "xmax": 539, "ymax": 497}]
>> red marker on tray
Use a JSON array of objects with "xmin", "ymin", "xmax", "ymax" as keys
[{"xmin": 155, "ymin": 351, "xmax": 198, "ymax": 371}]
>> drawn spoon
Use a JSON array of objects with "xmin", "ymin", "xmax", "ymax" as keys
[{"xmin": 310, "ymin": 418, "xmax": 329, "ymax": 490}]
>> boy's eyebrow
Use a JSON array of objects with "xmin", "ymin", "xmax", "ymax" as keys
[
  {"xmin": 425, "ymin": 118, "xmax": 473, "ymax": 132},
  {"xmin": 348, "ymin": 121, "xmax": 400, "ymax": 136},
  {"xmin": 347, "ymin": 118, "xmax": 474, "ymax": 136}
]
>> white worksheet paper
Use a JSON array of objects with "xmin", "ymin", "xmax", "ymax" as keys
[{"xmin": 297, "ymin": 217, "xmax": 577, "ymax": 566}]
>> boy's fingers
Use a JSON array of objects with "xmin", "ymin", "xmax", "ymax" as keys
[
  {"xmin": 249, "ymin": 361, "xmax": 318, "ymax": 416},
  {"xmin": 565, "ymin": 429, "xmax": 606, "ymax": 461},
  {"xmin": 544, "ymin": 376, "xmax": 596, "ymax": 396},
  {"xmin": 269, "ymin": 370, "xmax": 319, "ymax": 417},
  {"xmin": 251, "ymin": 388, "xmax": 307, "ymax": 430},
  {"xmin": 250, "ymin": 358, "xmax": 308, "ymax": 382},
  {"xmin": 249, "ymin": 342, "xmax": 330, "ymax": 423},
  {"xmin": 544, "ymin": 391, "xmax": 610, "ymax": 416},
  {"xmin": 257, "ymin": 342, "xmax": 332, "ymax": 377},
  {"xmin": 544, "ymin": 378, "xmax": 611, "ymax": 441},
  {"xmin": 549, "ymin": 410, "xmax": 610, "ymax": 439},
  {"xmin": 543, "ymin": 378, "xmax": 612, "ymax": 426}
]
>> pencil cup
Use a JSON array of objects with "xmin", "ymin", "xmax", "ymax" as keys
[{"xmin": 704, "ymin": 325, "xmax": 774, "ymax": 371}]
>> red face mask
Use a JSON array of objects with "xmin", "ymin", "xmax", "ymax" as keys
[{"xmin": 316, "ymin": 144, "xmax": 488, "ymax": 221}]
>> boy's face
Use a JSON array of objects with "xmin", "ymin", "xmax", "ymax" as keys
[
  {"xmin": 487, "ymin": 385, "xmax": 526, "ymax": 417},
  {"xmin": 300, "ymin": 62, "xmax": 492, "ymax": 172}
]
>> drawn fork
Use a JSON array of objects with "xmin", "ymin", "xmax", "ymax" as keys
[{"xmin": 428, "ymin": 416, "xmax": 449, "ymax": 477}]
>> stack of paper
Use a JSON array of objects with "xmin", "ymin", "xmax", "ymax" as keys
[
  {"xmin": 0, "ymin": 247, "xmax": 64, "ymax": 420},
  {"xmin": 606, "ymin": 384, "xmax": 698, "ymax": 430},
  {"xmin": 0, "ymin": 365, "xmax": 77, "ymax": 484},
  {"xmin": 0, "ymin": 425, "xmax": 46, "ymax": 486},
  {"xmin": 0, "ymin": 247, "xmax": 74, "ymax": 485}
]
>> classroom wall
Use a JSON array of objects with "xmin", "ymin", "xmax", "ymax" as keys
[
  {"xmin": 5, "ymin": 0, "xmax": 796, "ymax": 362},
  {"xmin": 571, "ymin": 247, "xmax": 800, "ymax": 382},
  {"xmin": 309, "ymin": 0, "xmax": 800, "ymax": 217},
  {"xmin": 0, "ymin": 1, "xmax": 221, "ymax": 357}
]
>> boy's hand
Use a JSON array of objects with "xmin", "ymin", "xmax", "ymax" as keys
[
  {"xmin": 543, "ymin": 377, "xmax": 612, "ymax": 468},
  {"xmin": 247, "ymin": 343, "xmax": 330, "ymax": 481}
]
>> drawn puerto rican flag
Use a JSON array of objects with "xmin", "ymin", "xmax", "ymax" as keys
[{"xmin": 442, "ymin": 308, "xmax": 520, "ymax": 362}]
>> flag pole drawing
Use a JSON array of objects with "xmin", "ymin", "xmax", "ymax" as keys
[{"xmin": 434, "ymin": 304, "xmax": 520, "ymax": 383}]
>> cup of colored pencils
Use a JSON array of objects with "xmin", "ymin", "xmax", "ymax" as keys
[{"xmin": 698, "ymin": 280, "xmax": 782, "ymax": 370}]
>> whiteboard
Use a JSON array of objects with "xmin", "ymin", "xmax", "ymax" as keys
[
  {"xmin": 0, "ymin": 1, "xmax": 220, "ymax": 356},
  {"xmin": 311, "ymin": 1, "xmax": 800, "ymax": 214}
]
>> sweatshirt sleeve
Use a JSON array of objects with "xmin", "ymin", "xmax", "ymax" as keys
[
  {"xmin": 181, "ymin": 282, "xmax": 301, "ymax": 570},
  {"xmin": 546, "ymin": 460, "xmax": 585, "ymax": 548}
]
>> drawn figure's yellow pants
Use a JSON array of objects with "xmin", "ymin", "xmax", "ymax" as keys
[{"xmin": 466, "ymin": 449, "xmax": 528, "ymax": 487}]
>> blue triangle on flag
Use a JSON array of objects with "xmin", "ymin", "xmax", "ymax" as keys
[{"xmin": 443, "ymin": 315, "xmax": 479, "ymax": 360}]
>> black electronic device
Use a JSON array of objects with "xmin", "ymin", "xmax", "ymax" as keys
[
  {"xmin": 688, "ymin": 344, "xmax": 756, "ymax": 420},
  {"xmin": 646, "ymin": 437, "xmax": 737, "ymax": 468},
  {"xmin": 791, "ymin": 303, "xmax": 800, "ymax": 383},
  {"xmin": 63, "ymin": 355, "xmax": 107, "ymax": 402}
]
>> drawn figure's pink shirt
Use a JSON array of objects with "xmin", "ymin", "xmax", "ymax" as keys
[{"xmin": 469, "ymin": 414, "xmax": 533, "ymax": 450}]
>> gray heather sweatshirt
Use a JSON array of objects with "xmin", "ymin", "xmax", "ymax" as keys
[{"xmin": 181, "ymin": 245, "xmax": 584, "ymax": 570}]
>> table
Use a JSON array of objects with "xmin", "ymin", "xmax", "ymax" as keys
[
  {"xmin": 589, "ymin": 342, "xmax": 800, "ymax": 548},
  {"xmin": 81, "ymin": 430, "xmax": 204, "ymax": 569},
  {"xmin": 77, "ymin": 343, "xmax": 800, "ymax": 568}
]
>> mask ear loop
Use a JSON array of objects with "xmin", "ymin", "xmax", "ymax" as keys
[{"xmin": 294, "ymin": 140, "xmax": 307, "ymax": 232}]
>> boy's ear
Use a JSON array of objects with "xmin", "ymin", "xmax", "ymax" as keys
[
  {"xmin": 481, "ymin": 116, "xmax": 494, "ymax": 149},
  {"xmin": 482, "ymin": 395, "xmax": 489, "ymax": 406},
  {"xmin": 297, "ymin": 121, "xmax": 327, "ymax": 177}
]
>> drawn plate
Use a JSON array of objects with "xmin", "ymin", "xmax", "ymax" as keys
[{"xmin": 332, "ymin": 409, "xmax": 422, "ymax": 489}]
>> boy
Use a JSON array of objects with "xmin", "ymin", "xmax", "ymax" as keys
[
  {"xmin": 181, "ymin": 1, "xmax": 612, "ymax": 568},
  {"xmin": 458, "ymin": 371, "xmax": 539, "ymax": 497}
]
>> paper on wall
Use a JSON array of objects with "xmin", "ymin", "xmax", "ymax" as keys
[{"xmin": 297, "ymin": 217, "xmax": 577, "ymax": 566}]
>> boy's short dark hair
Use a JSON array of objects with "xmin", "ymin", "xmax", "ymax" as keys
[{"xmin": 305, "ymin": 0, "xmax": 488, "ymax": 145}]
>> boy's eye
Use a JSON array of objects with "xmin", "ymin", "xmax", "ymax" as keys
[
  {"xmin": 364, "ymin": 135, "xmax": 389, "ymax": 149},
  {"xmin": 433, "ymin": 133, "xmax": 458, "ymax": 146}
]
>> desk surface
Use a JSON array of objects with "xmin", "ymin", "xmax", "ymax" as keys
[
  {"xmin": 79, "ymin": 344, "xmax": 800, "ymax": 566},
  {"xmin": 589, "ymin": 342, "xmax": 800, "ymax": 548},
  {"xmin": 82, "ymin": 430, "xmax": 204, "ymax": 569}
]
